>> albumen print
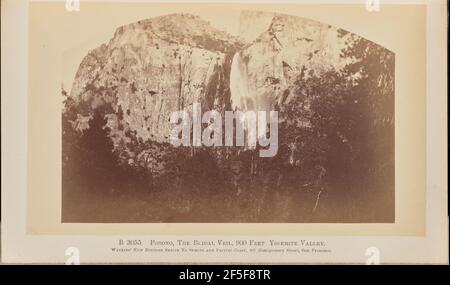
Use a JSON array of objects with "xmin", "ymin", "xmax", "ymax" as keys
[{"xmin": 61, "ymin": 10, "xmax": 395, "ymax": 223}]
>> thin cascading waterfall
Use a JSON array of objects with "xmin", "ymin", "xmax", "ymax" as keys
[
  {"xmin": 229, "ymin": 52, "xmax": 250, "ymax": 112},
  {"xmin": 229, "ymin": 52, "xmax": 253, "ymax": 149},
  {"xmin": 229, "ymin": 52, "xmax": 274, "ymax": 157}
]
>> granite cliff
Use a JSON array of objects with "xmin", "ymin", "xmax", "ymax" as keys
[{"xmin": 68, "ymin": 13, "xmax": 353, "ymax": 152}]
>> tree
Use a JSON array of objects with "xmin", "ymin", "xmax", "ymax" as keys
[{"xmin": 77, "ymin": 107, "xmax": 119, "ymax": 190}]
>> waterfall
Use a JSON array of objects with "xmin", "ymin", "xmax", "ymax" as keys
[
  {"xmin": 229, "ymin": 51, "xmax": 277, "ymax": 115},
  {"xmin": 229, "ymin": 52, "xmax": 249, "ymax": 112}
]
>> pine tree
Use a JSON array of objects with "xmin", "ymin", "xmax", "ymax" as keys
[{"xmin": 78, "ymin": 108, "xmax": 119, "ymax": 191}]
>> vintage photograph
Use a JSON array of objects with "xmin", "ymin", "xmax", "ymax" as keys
[
  {"xmin": 61, "ymin": 10, "xmax": 395, "ymax": 223},
  {"xmin": 4, "ymin": 0, "xmax": 447, "ymax": 265}
]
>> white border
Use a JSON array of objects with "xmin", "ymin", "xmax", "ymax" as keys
[{"xmin": 1, "ymin": 0, "xmax": 448, "ymax": 264}]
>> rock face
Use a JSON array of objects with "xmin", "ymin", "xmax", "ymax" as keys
[
  {"xmin": 70, "ymin": 13, "xmax": 242, "ymax": 145},
  {"xmin": 230, "ymin": 12, "xmax": 350, "ymax": 113},
  {"xmin": 68, "ymin": 12, "xmax": 356, "ymax": 160}
]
